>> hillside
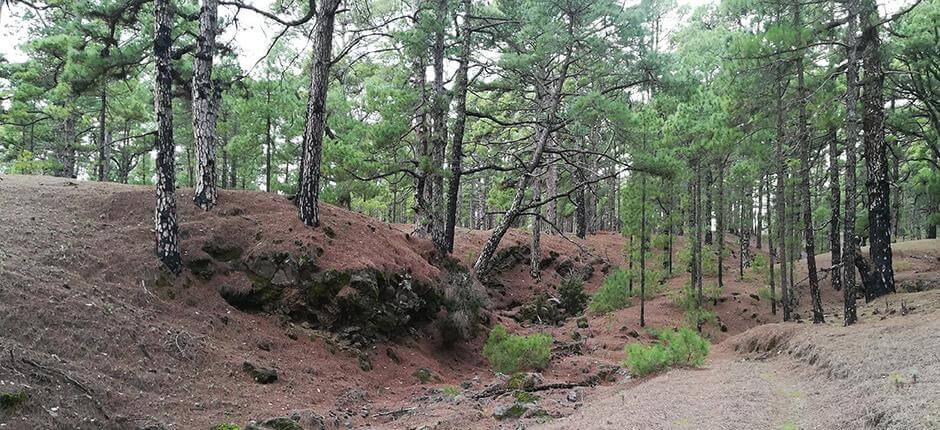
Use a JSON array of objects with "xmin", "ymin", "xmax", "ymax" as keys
[{"xmin": 1, "ymin": 174, "xmax": 938, "ymax": 430}]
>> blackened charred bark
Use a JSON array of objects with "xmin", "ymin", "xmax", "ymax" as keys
[
  {"xmin": 859, "ymin": 0, "xmax": 895, "ymax": 299},
  {"xmin": 297, "ymin": 0, "xmax": 341, "ymax": 227},
  {"xmin": 97, "ymin": 89, "xmax": 111, "ymax": 181},
  {"xmin": 756, "ymin": 174, "xmax": 763, "ymax": 250},
  {"xmin": 531, "ymin": 176, "xmax": 542, "ymax": 280},
  {"xmin": 794, "ymin": 0, "xmax": 824, "ymax": 323},
  {"xmin": 775, "ymin": 64, "xmax": 791, "ymax": 322},
  {"xmin": 716, "ymin": 163, "xmax": 725, "ymax": 288},
  {"xmin": 154, "ymin": 0, "xmax": 181, "ymax": 274},
  {"xmin": 640, "ymin": 174, "xmax": 647, "ymax": 327},
  {"xmin": 193, "ymin": 0, "xmax": 219, "ymax": 210},
  {"xmin": 693, "ymin": 164, "xmax": 704, "ymax": 331},
  {"xmin": 767, "ymin": 173, "xmax": 777, "ymax": 315},
  {"xmin": 429, "ymin": 0, "xmax": 448, "ymax": 253},
  {"xmin": 704, "ymin": 166, "xmax": 713, "ymax": 245},
  {"xmin": 54, "ymin": 107, "xmax": 77, "ymax": 178},
  {"xmin": 828, "ymin": 127, "xmax": 842, "ymax": 292},
  {"xmin": 444, "ymin": 0, "xmax": 472, "ymax": 253}
]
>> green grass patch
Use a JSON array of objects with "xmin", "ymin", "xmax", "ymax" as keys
[
  {"xmin": 483, "ymin": 325, "xmax": 553, "ymax": 374},
  {"xmin": 441, "ymin": 385, "xmax": 460, "ymax": 397}
]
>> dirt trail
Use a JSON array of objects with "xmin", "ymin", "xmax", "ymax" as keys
[{"xmin": 540, "ymin": 291, "xmax": 940, "ymax": 430}]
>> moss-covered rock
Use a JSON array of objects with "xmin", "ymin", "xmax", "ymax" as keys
[
  {"xmin": 186, "ymin": 257, "xmax": 216, "ymax": 280},
  {"xmin": 202, "ymin": 240, "xmax": 244, "ymax": 262},
  {"xmin": 242, "ymin": 361, "xmax": 278, "ymax": 384},
  {"xmin": 0, "ymin": 390, "xmax": 27, "ymax": 411}
]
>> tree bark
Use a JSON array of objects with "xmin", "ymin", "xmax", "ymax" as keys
[
  {"xmin": 640, "ymin": 174, "xmax": 647, "ymax": 327},
  {"xmin": 775, "ymin": 65, "xmax": 791, "ymax": 321},
  {"xmin": 693, "ymin": 163, "xmax": 704, "ymax": 331},
  {"xmin": 767, "ymin": 173, "xmax": 777, "ymax": 315},
  {"xmin": 716, "ymin": 162, "xmax": 725, "ymax": 288},
  {"xmin": 193, "ymin": 0, "xmax": 219, "ymax": 210},
  {"xmin": 795, "ymin": 0, "xmax": 824, "ymax": 323},
  {"xmin": 444, "ymin": 0, "xmax": 472, "ymax": 253},
  {"xmin": 429, "ymin": 0, "xmax": 448, "ymax": 253},
  {"xmin": 154, "ymin": 0, "xmax": 182, "ymax": 274},
  {"xmin": 531, "ymin": 176, "xmax": 542, "ymax": 279},
  {"xmin": 756, "ymin": 173, "xmax": 763, "ymax": 250},
  {"xmin": 704, "ymin": 166, "xmax": 713, "ymax": 245},
  {"xmin": 828, "ymin": 126, "xmax": 842, "ymax": 292},
  {"xmin": 97, "ymin": 88, "xmax": 111, "ymax": 181},
  {"xmin": 860, "ymin": 0, "xmax": 896, "ymax": 299},
  {"xmin": 54, "ymin": 106, "xmax": 77, "ymax": 178},
  {"xmin": 297, "ymin": 0, "xmax": 341, "ymax": 227},
  {"xmin": 265, "ymin": 81, "xmax": 274, "ymax": 192}
]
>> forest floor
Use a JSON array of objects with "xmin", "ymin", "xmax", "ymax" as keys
[{"xmin": 0, "ymin": 174, "xmax": 938, "ymax": 430}]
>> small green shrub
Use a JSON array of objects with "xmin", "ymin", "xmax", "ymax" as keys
[
  {"xmin": 482, "ymin": 325, "xmax": 553, "ymax": 374},
  {"xmin": 212, "ymin": 424, "xmax": 241, "ymax": 430},
  {"xmin": 557, "ymin": 277, "xmax": 588, "ymax": 315},
  {"xmin": 589, "ymin": 268, "xmax": 633, "ymax": 314},
  {"xmin": 756, "ymin": 286, "xmax": 773, "ymax": 302},
  {"xmin": 623, "ymin": 327, "xmax": 709, "ymax": 377},
  {"xmin": 441, "ymin": 385, "xmax": 460, "ymax": 397},
  {"xmin": 514, "ymin": 390, "xmax": 539, "ymax": 403}
]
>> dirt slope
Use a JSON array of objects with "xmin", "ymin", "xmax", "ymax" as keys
[
  {"xmin": 1, "ymin": 174, "xmax": 937, "ymax": 430},
  {"xmin": 541, "ymin": 289, "xmax": 940, "ymax": 430}
]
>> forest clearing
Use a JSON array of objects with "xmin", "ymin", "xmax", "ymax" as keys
[{"xmin": 1, "ymin": 0, "xmax": 939, "ymax": 428}]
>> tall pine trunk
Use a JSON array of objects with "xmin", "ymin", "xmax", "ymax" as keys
[
  {"xmin": 795, "ymin": 0, "xmax": 824, "ymax": 323},
  {"xmin": 775, "ymin": 66, "xmax": 791, "ymax": 321},
  {"xmin": 828, "ymin": 126, "xmax": 842, "ymax": 292},
  {"xmin": 444, "ymin": 0, "xmax": 472, "ymax": 253},
  {"xmin": 704, "ymin": 166, "xmax": 713, "ymax": 245},
  {"xmin": 860, "ymin": 0, "xmax": 895, "ymax": 300},
  {"xmin": 193, "ymin": 0, "xmax": 219, "ymax": 210},
  {"xmin": 767, "ymin": 174, "xmax": 777, "ymax": 315},
  {"xmin": 531, "ymin": 176, "xmax": 542, "ymax": 279},
  {"xmin": 154, "ymin": 0, "xmax": 181, "ymax": 274},
  {"xmin": 297, "ymin": 0, "xmax": 341, "ymax": 227},
  {"xmin": 640, "ymin": 174, "xmax": 647, "ymax": 327},
  {"xmin": 429, "ymin": 0, "xmax": 448, "ymax": 252},
  {"xmin": 97, "ymin": 88, "xmax": 111, "ymax": 181},
  {"xmin": 716, "ymin": 163, "xmax": 725, "ymax": 288}
]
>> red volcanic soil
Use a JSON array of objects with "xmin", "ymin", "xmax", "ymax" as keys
[{"xmin": 2, "ymin": 174, "xmax": 935, "ymax": 429}]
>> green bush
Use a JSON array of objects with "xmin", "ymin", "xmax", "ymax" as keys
[
  {"xmin": 589, "ymin": 268, "xmax": 633, "ymax": 314},
  {"xmin": 623, "ymin": 327, "xmax": 710, "ymax": 377},
  {"xmin": 482, "ymin": 325, "xmax": 553, "ymax": 374},
  {"xmin": 756, "ymin": 286, "xmax": 773, "ymax": 302},
  {"xmin": 212, "ymin": 425, "xmax": 241, "ymax": 430},
  {"xmin": 558, "ymin": 277, "xmax": 588, "ymax": 315}
]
